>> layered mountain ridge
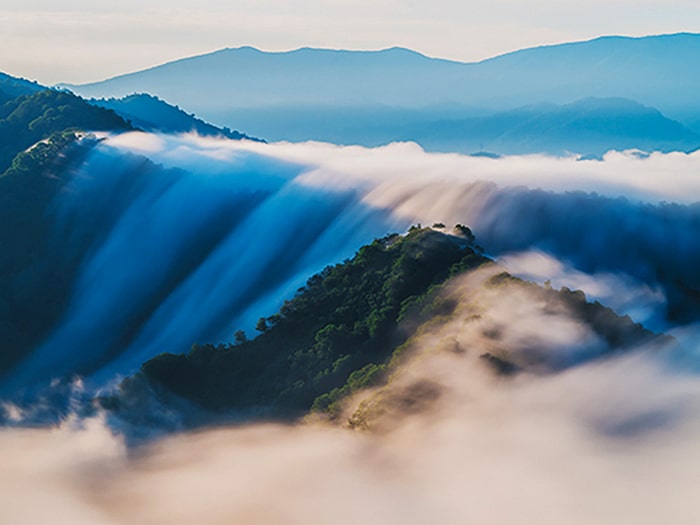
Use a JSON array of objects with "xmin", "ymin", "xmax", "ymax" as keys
[{"xmin": 60, "ymin": 33, "xmax": 700, "ymax": 155}]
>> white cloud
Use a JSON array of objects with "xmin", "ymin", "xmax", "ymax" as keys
[
  {"xmin": 3, "ymin": 270, "xmax": 700, "ymax": 524},
  {"xmin": 499, "ymin": 250, "xmax": 667, "ymax": 324},
  {"xmin": 4, "ymin": 132, "xmax": 700, "ymax": 523},
  {"xmin": 228, "ymin": 138, "xmax": 700, "ymax": 204}
]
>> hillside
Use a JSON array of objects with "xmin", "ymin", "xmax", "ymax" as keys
[
  {"xmin": 92, "ymin": 93, "xmax": 262, "ymax": 141},
  {"xmin": 104, "ymin": 227, "xmax": 487, "ymax": 420},
  {"xmin": 0, "ymin": 72, "xmax": 43, "ymax": 101},
  {"xmin": 0, "ymin": 89, "xmax": 132, "ymax": 173},
  {"xmin": 104, "ymin": 228, "xmax": 663, "ymax": 429}
]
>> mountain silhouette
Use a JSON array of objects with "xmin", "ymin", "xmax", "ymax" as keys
[
  {"xmin": 63, "ymin": 33, "xmax": 700, "ymax": 123},
  {"xmin": 61, "ymin": 34, "xmax": 700, "ymax": 154},
  {"xmin": 413, "ymin": 97, "xmax": 700, "ymax": 156}
]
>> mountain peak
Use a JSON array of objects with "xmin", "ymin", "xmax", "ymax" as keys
[
  {"xmin": 217, "ymin": 45, "xmax": 434, "ymax": 60},
  {"xmin": 482, "ymin": 31, "xmax": 700, "ymax": 64}
]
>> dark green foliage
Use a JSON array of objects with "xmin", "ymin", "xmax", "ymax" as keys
[
  {"xmin": 233, "ymin": 330, "xmax": 248, "ymax": 345},
  {"xmin": 453, "ymin": 224, "xmax": 475, "ymax": 242},
  {"xmin": 0, "ymin": 89, "xmax": 131, "ymax": 173},
  {"xmin": 139, "ymin": 228, "xmax": 487, "ymax": 416},
  {"xmin": 255, "ymin": 317, "xmax": 269, "ymax": 333},
  {"xmin": 0, "ymin": 129, "xmax": 84, "ymax": 277},
  {"xmin": 4, "ymin": 130, "xmax": 77, "ymax": 179},
  {"xmin": 555, "ymin": 286, "xmax": 660, "ymax": 351},
  {"xmin": 311, "ymin": 362, "xmax": 387, "ymax": 416}
]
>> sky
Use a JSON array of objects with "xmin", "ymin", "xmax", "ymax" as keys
[{"xmin": 1, "ymin": 1, "xmax": 699, "ymax": 85}]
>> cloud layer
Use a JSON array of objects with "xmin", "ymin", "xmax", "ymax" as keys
[
  {"xmin": 5, "ymin": 134, "xmax": 700, "ymax": 522},
  {"xmin": 3, "ymin": 268, "xmax": 700, "ymax": 525},
  {"xmin": 7, "ymin": 133, "xmax": 700, "ymax": 398}
]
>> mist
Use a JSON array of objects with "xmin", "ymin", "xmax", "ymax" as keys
[
  {"xmin": 3, "ymin": 135, "xmax": 403, "ymax": 393},
  {"xmin": 4, "ymin": 131, "xmax": 700, "ymax": 521},
  {"xmin": 4, "ymin": 132, "xmax": 700, "ymax": 410},
  {"xmin": 3, "ymin": 267, "xmax": 700, "ymax": 525}
]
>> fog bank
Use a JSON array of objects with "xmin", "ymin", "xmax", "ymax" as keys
[
  {"xmin": 5, "ymin": 133, "xmax": 700, "ymax": 409},
  {"xmin": 3, "ymin": 268, "xmax": 699, "ymax": 524}
]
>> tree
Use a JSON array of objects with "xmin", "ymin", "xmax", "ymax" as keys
[
  {"xmin": 256, "ymin": 317, "xmax": 268, "ymax": 332},
  {"xmin": 234, "ymin": 330, "xmax": 247, "ymax": 344},
  {"xmin": 453, "ymin": 224, "xmax": 475, "ymax": 243}
]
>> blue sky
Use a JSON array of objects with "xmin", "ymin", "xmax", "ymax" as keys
[{"xmin": 1, "ymin": 0, "xmax": 699, "ymax": 84}]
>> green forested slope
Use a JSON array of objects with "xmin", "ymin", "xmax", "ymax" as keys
[
  {"xmin": 107, "ymin": 227, "xmax": 661, "ymax": 427},
  {"xmin": 115, "ymin": 228, "xmax": 487, "ymax": 418},
  {"xmin": 0, "ymin": 89, "xmax": 131, "ymax": 173}
]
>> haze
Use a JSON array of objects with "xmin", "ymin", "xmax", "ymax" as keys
[{"xmin": 2, "ymin": 0, "xmax": 700, "ymax": 84}]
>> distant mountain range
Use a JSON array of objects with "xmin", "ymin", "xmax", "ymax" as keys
[
  {"xmin": 208, "ymin": 96, "xmax": 698, "ymax": 156},
  {"xmin": 63, "ymin": 33, "xmax": 700, "ymax": 119},
  {"xmin": 414, "ymin": 97, "xmax": 700, "ymax": 156},
  {"xmin": 60, "ymin": 33, "xmax": 700, "ymax": 155}
]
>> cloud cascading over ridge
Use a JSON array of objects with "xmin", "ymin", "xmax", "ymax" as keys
[{"xmin": 5, "ymin": 132, "xmax": 700, "ymax": 397}]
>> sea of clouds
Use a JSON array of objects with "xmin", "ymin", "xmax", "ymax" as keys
[{"xmin": 4, "ymin": 133, "xmax": 700, "ymax": 523}]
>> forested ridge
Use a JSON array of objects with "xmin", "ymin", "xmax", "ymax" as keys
[
  {"xmin": 106, "ymin": 226, "xmax": 661, "ymax": 427},
  {"xmin": 107, "ymin": 227, "xmax": 488, "ymax": 419},
  {"xmin": 0, "ymin": 89, "xmax": 132, "ymax": 174}
]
